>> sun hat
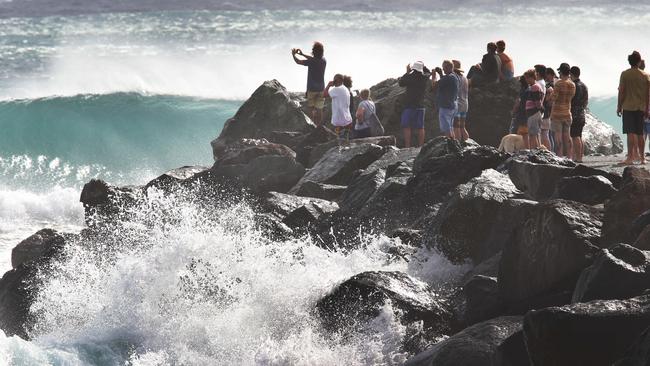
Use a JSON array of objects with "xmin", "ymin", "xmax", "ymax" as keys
[
  {"xmin": 412, "ymin": 61, "xmax": 425, "ymax": 74},
  {"xmin": 452, "ymin": 60, "xmax": 464, "ymax": 73}
]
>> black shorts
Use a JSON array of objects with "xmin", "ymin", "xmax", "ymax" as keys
[
  {"xmin": 623, "ymin": 110, "xmax": 645, "ymax": 135},
  {"xmin": 570, "ymin": 122, "xmax": 585, "ymax": 138}
]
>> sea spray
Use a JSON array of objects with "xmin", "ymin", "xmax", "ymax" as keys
[{"xmin": 3, "ymin": 185, "xmax": 468, "ymax": 365}]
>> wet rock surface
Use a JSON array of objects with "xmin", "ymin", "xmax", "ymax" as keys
[
  {"xmin": 602, "ymin": 167, "xmax": 650, "ymax": 246},
  {"xmin": 552, "ymin": 175, "xmax": 617, "ymax": 205}
]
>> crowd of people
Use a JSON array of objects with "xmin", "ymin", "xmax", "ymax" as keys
[{"xmin": 292, "ymin": 41, "xmax": 650, "ymax": 165}]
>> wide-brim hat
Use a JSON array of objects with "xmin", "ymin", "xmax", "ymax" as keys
[
  {"xmin": 412, "ymin": 61, "xmax": 425, "ymax": 73},
  {"xmin": 452, "ymin": 60, "xmax": 464, "ymax": 73}
]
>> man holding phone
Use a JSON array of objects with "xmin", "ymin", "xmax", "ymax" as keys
[{"xmin": 292, "ymin": 42, "xmax": 326, "ymax": 127}]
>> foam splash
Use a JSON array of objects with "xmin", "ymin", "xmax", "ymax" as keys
[{"xmin": 2, "ymin": 187, "xmax": 467, "ymax": 365}]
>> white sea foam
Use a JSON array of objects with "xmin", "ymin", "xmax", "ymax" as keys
[{"xmin": 0, "ymin": 188, "xmax": 469, "ymax": 365}]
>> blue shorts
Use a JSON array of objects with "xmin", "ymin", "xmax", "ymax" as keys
[
  {"xmin": 645, "ymin": 122, "xmax": 650, "ymax": 134},
  {"xmin": 455, "ymin": 111, "xmax": 467, "ymax": 119},
  {"xmin": 439, "ymin": 108, "xmax": 456, "ymax": 133},
  {"xmin": 401, "ymin": 108, "xmax": 425, "ymax": 129}
]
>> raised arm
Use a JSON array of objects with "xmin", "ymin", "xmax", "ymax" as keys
[
  {"xmin": 323, "ymin": 81, "xmax": 334, "ymax": 98},
  {"xmin": 292, "ymin": 48, "xmax": 309, "ymax": 65}
]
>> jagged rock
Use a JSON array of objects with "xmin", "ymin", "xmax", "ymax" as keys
[
  {"xmin": 144, "ymin": 166, "xmax": 209, "ymax": 192},
  {"xmin": 613, "ymin": 326, "xmax": 650, "ymax": 366},
  {"xmin": 499, "ymin": 200, "xmax": 603, "ymax": 309},
  {"xmin": 583, "ymin": 113, "xmax": 625, "ymax": 155},
  {"xmin": 463, "ymin": 275, "xmax": 502, "ymax": 326},
  {"xmin": 602, "ymin": 167, "xmax": 650, "ymax": 246},
  {"xmin": 424, "ymin": 169, "xmax": 528, "ymax": 265},
  {"xmin": 262, "ymin": 192, "xmax": 332, "ymax": 220},
  {"xmin": 631, "ymin": 210, "xmax": 650, "ymax": 242},
  {"xmin": 552, "ymin": 175, "xmax": 617, "ymax": 205},
  {"xmin": 0, "ymin": 230, "xmax": 69, "ymax": 339},
  {"xmin": 79, "ymin": 179, "xmax": 143, "ymax": 225},
  {"xmin": 524, "ymin": 295, "xmax": 650, "ymax": 366},
  {"xmin": 215, "ymin": 138, "xmax": 296, "ymax": 166},
  {"xmin": 290, "ymin": 143, "xmax": 386, "ymax": 194},
  {"xmin": 294, "ymin": 181, "xmax": 347, "ymax": 201},
  {"xmin": 466, "ymin": 80, "xmax": 520, "ymax": 147},
  {"xmin": 405, "ymin": 316, "xmax": 523, "ymax": 366},
  {"xmin": 211, "ymin": 80, "xmax": 314, "ymax": 159},
  {"xmin": 316, "ymin": 271, "xmax": 453, "ymax": 355},
  {"xmin": 500, "ymin": 149, "xmax": 576, "ymax": 169},
  {"xmin": 637, "ymin": 226, "xmax": 650, "ymax": 249},
  {"xmin": 573, "ymin": 244, "xmax": 650, "ymax": 303},
  {"xmin": 11, "ymin": 229, "xmax": 65, "ymax": 269},
  {"xmin": 494, "ymin": 329, "xmax": 530, "ymax": 366},
  {"xmin": 292, "ymin": 126, "xmax": 338, "ymax": 166},
  {"xmin": 388, "ymin": 228, "xmax": 424, "ymax": 247},
  {"xmin": 462, "ymin": 252, "xmax": 503, "ymax": 283},
  {"xmin": 282, "ymin": 200, "xmax": 339, "ymax": 231},
  {"xmin": 266, "ymin": 130, "xmax": 304, "ymax": 148},
  {"xmin": 307, "ymin": 135, "xmax": 396, "ymax": 168}
]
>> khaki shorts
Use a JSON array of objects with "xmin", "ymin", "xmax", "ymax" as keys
[
  {"xmin": 541, "ymin": 118, "xmax": 551, "ymax": 130},
  {"xmin": 306, "ymin": 91, "xmax": 325, "ymax": 109},
  {"xmin": 551, "ymin": 119, "xmax": 572, "ymax": 134}
]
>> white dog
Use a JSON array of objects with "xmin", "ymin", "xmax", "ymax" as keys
[{"xmin": 498, "ymin": 134, "xmax": 525, "ymax": 153}]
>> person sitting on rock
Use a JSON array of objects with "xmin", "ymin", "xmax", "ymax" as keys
[
  {"xmin": 354, "ymin": 89, "xmax": 374, "ymax": 139},
  {"xmin": 433, "ymin": 60, "xmax": 459, "ymax": 139},
  {"xmin": 570, "ymin": 66, "xmax": 588, "ymax": 163},
  {"xmin": 551, "ymin": 63, "xmax": 576, "ymax": 158},
  {"xmin": 497, "ymin": 40, "xmax": 514, "ymax": 81},
  {"xmin": 453, "ymin": 60, "xmax": 470, "ymax": 141},
  {"xmin": 467, "ymin": 42, "xmax": 502, "ymax": 86},
  {"xmin": 398, "ymin": 61, "xmax": 430, "ymax": 147},
  {"xmin": 292, "ymin": 42, "xmax": 326, "ymax": 127},
  {"xmin": 324, "ymin": 73, "xmax": 353, "ymax": 142}
]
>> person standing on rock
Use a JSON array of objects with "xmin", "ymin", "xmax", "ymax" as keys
[
  {"xmin": 570, "ymin": 66, "xmax": 589, "ymax": 163},
  {"xmin": 551, "ymin": 63, "xmax": 576, "ymax": 158},
  {"xmin": 542, "ymin": 67, "xmax": 557, "ymax": 151},
  {"xmin": 324, "ymin": 73, "xmax": 353, "ymax": 141},
  {"xmin": 398, "ymin": 61, "xmax": 430, "ymax": 147},
  {"xmin": 292, "ymin": 42, "xmax": 326, "ymax": 127},
  {"xmin": 617, "ymin": 51, "xmax": 649, "ymax": 165},
  {"xmin": 497, "ymin": 40, "xmax": 514, "ymax": 81},
  {"xmin": 524, "ymin": 69, "xmax": 544, "ymax": 149},
  {"xmin": 433, "ymin": 60, "xmax": 459, "ymax": 139},
  {"xmin": 453, "ymin": 60, "xmax": 470, "ymax": 141}
]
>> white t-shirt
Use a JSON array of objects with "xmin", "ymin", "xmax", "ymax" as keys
[
  {"xmin": 536, "ymin": 79, "xmax": 547, "ymax": 98},
  {"xmin": 328, "ymin": 85, "xmax": 352, "ymax": 127}
]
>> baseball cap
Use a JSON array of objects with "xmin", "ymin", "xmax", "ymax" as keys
[{"xmin": 557, "ymin": 63, "xmax": 571, "ymax": 74}]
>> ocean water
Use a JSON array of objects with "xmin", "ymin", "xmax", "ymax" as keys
[{"xmin": 0, "ymin": 5, "xmax": 644, "ymax": 365}]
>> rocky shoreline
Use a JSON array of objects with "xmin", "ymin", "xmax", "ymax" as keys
[{"xmin": 1, "ymin": 78, "xmax": 648, "ymax": 365}]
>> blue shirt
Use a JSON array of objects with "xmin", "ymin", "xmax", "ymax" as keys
[
  {"xmin": 303, "ymin": 57, "xmax": 327, "ymax": 92},
  {"xmin": 437, "ymin": 73, "xmax": 459, "ymax": 110}
]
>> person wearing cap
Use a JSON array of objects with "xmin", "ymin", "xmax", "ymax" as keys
[
  {"xmin": 433, "ymin": 60, "xmax": 459, "ymax": 139},
  {"xmin": 542, "ymin": 67, "xmax": 558, "ymax": 151},
  {"xmin": 324, "ymin": 73, "xmax": 353, "ymax": 141},
  {"xmin": 467, "ymin": 42, "xmax": 502, "ymax": 86},
  {"xmin": 497, "ymin": 40, "xmax": 514, "ymax": 81},
  {"xmin": 550, "ymin": 63, "xmax": 576, "ymax": 158},
  {"xmin": 292, "ymin": 42, "xmax": 326, "ymax": 127},
  {"xmin": 618, "ymin": 51, "xmax": 650, "ymax": 165},
  {"xmin": 398, "ymin": 61, "xmax": 430, "ymax": 147},
  {"xmin": 570, "ymin": 66, "xmax": 589, "ymax": 163},
  {"xmin": 453, "ymin": 60, "xmax": 470, "ymax": 140}
]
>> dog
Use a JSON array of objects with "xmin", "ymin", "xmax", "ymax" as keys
[{"xmin": 498, "ymin": 134, "xmax": 550, "ymax": 153}]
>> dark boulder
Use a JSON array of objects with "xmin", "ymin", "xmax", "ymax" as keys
[
  {"xmin": 631, "ymin": 209, "xmax": 650, "ymax": 243},
  {"xmin": 466, "ymin": 79, "xmax": 520, "ymax": 148},
  {"xmin": 524, "ymin": 295, "xmax": 650, "ymax": 366},
  {"xmin": 0, "ymin": 230, "xmax": 69, "ymax": 339},
  {"xmin": 80, "ymin": 179, "xmax": 143, "ymax": 225},
  {"xmin": 281, "ymin": 200, "xmax": 339, "ymax": 232},
  {"xmin": 292, "ymin": 126, "xmax": 338, "ymax": 166},
  {"xmin": 463, "ymin": 275, "xmax": 502, "ymax": 326},
  {"xmin": 613, "ymin": 326, "xmax": 650, "ymax": 366},
  {"xmin": 211, "ymin": 80, "xmax": 314, "ymax": 159},
  {"xmin": 424, "ymin": 169, "xmax": 528, "ymax": 265},
  {"xmin": 11, "ymin": 229, "xmax": 65, "ymax": 269},
  {"xmin": 499, "ymin": 200, "xmax": 603, "ymax": 309},
  {"xmin": 602, "ymin": 167, "xmax": 650, "ymax": 246},
  {"xmin": 290, "ymin": 143, "xmax": 386, "ymax": 194},
  {"xmin": 636, "ymin": 226, "xmax": 650, "ymax": 249},
  {"xmin": 144, "ymin": 166, "xmax": 209, "ymax": 192},
  {"xmin": 405, "ymin": 316, "xmax": 523, "ymax": 366},
  {"xmin": 262, "ymin": 192, "xmax": 333, "ymax": 221},
  {"xmin": 307, "ymin": 135, "xmax": 396, "ymax": 168},
  {"xmin": 315, "ymin": 271, "xmax": 453, "ymax": 354},
  {"xmin": 573, "ymin": 244, "xmax": 650, "ymax": 303},
  {"xmin": 552, "ymin": 175, "xmax": 617, "ymax": 205},
  {"xmin": 215, "ymin": 138, "xmax": 296, "ymax": 166},
  {"xmin": 508, "ymin": 160, "xmax": 575, "ymax": 201},
  {"xmin": 294, "ymin": 181, "xmax": 347, "ymax": 201}
]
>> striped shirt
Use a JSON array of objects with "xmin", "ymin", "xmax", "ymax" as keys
[{"xmin": 551, "ymin": 78, "xmax": 576, "ymax": 121}]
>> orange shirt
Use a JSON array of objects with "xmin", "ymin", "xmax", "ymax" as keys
[{"xmin": 551, "ymin": 78, "xmax": 576, "ymax": 121}]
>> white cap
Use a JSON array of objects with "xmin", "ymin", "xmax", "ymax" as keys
[{"xmin": 412, "ymin": 61, "xmax": 425, "ymax": 74}]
